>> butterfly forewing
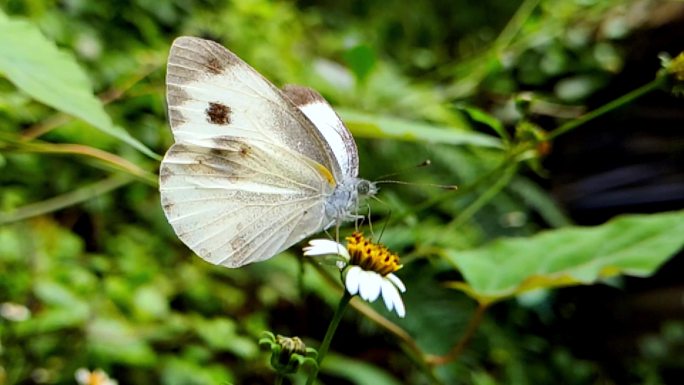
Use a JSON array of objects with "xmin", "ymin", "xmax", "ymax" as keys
[
  {"xmin": 282, "ymin": 85, "xmax": 359, "ymax": 178},
  {"xmin": 166, "ymin": 37, "xmax": 341, "ymax": 176}
]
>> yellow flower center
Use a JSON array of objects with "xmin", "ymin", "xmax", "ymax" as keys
[{"xmin": 346, "ymin": 232, "xmax": 402, "ymax": 276}]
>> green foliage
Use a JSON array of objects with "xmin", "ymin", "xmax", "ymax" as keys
[
  {"xmin": 447, "ymin": 211, "xmax": 684, "ymax": 304},
  {"xmin": 0, "ymin": 0, "xmax": 681, "ymax": 384},
  {"xmin": 0, "ymin": 11, "xmax": 158, "ymax": 159},
  {"xmin": 322, "ymin": 354, "xmax": 403, "ymax": 385},
  {"xmin": 340, "ymin": 109, "xmax": 502, "ymax": 148}
]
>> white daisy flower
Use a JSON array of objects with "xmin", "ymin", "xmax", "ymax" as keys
[
  {"xmin": 75, "ymin": 368, "xmax": 118, "ymax": 385},
  {"xmin": 0, "ymin": 302, "xmax": 31, "ymax": 322},
  {"xmin": 304, "ymin": 232, "xmax": 406, "ymax": 318}
]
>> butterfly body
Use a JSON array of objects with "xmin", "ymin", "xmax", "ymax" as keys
[{"xmin": 160, "ymin": 37, "xmax": 374, "ymax": 267}]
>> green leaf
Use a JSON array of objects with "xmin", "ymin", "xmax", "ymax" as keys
[
  {"xmin": 458, "ymin": 105, "xmax": 509, "ymax": 141},
  {"xmin": 87, "ymin": 318, "xmax": 157, "ymax": 366},
  {"xmin": 14, "ymin": 307, "xmax": 89, "ymax": 336},
  {"xmin": 322, "ymin": 353, "xmax": 403, "ymax": 385},
  {"xmin": 338, "ymin": 109, "xmax": 503, "ymax": 148},
  {"xmin": 343, "ymin": 44, "xmax": 377, "ymax": 83},
  {"xmin": 193, "ymin": 317, "xmax": 258, "ymax": 358},
  {"xmin": 133, "ymin": 284, "xmax": 170, "ymax": 320},
  {"xmin": 446, "ymin": 211, "xmax": 684, "ymax": 305},
  {"xmin": 161, "ymin": 357, "xmax": 233, "ymax": 385},
  {"xmin": 0, "ymin": 15, "xmax": 160, "ymax": 160},
  {"xmin": 509, "ymin": 177, "xmax": 573, "ymax": 228}
]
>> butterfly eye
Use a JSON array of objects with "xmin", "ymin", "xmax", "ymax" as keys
[{"xmin": 357, "ymin": 180, "xmax": 378, "ymax": 197}]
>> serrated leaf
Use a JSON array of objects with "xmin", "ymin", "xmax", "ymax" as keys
[
  {"xmin": 0, "ymin": 15, "xmax": 160, "ymax": 160},
  {"xmin": 446, "ymin": 211, "xmax": 684, "ymax": 305},
  {"xmin": 338, "ymin": 109, "xmax": 503, "ymax": 148}
]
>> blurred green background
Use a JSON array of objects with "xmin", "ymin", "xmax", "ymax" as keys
[{"xmin": 1, "ymin": 0, "xmax": 684, "ymax": 384}]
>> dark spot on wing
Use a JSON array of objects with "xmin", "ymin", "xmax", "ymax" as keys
[
  {"xmin": 212, "ymin": 137, "xmax": 240, "ymax": 149},
  {"xmin": 239, "ymin": 146, "xmax": 250, "ymax": 157},
  {"xmin": 209, "ymin": 148, "xmax": 224, "ymax": 156},
  {"xmin": 209, "ymin": 138, "xmax": 251, "ymax": 159},
  {"xmin": 206, "ymin": 57, "xmax": 224, "ymax": 75},
  {"xmin": 206, "ymin": 102, "xmax": 231, "ymax": 125}
]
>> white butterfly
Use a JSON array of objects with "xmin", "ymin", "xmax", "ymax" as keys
[{"xmin": 159, "ymin": 37, "xmax": 376, "ymax": 268}]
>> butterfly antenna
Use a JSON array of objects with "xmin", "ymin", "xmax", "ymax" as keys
[
  {"xmin": 375, "ymin": 179, "xmax": 459, "ymax": 190},
  {"xmin": 375, "ymin": 159, "xmax": 458, "ymax": 190},
  {"xmin": 376, "ymin": 159, "xmax": 433, "ymax": 180}
]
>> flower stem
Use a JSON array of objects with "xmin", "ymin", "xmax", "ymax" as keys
[
  {"xmin": 274, "ymin": 373, "xmax": 284, "ymax": 385},
  {"xmin": 306, "ymin": 290, "xmax": 353, "ymax": 385},
  {"xmin": 547, "ymin": 75, "xmax": 666, "ymax": 140}
]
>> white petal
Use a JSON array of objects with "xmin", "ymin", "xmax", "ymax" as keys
[
  {"xmin": 75, "ymin": 369, "xmax": 90, "ymax": 384},
  {"xmin": 381, "ymin": 278, "xmax": 406, "ymax": 317},
  {"xmin": 386, "ymin": 273, "xmax": 406, "ymax": 293},
  {"xmin": 380, "ymin": 279, "xmax": 396, "ymax": 312},
  {"xmin": 303, "ymin": 239, "xmax": 349, "ymax": 260},
  {"xmin": 358, "ymin": 270, "xmax": 382, "ymax": 302},
  {"xmin": 393, "ymin": 294, "xmax": 406, "ymax": 318},
  {"xmin": 345, "ymin": 266, "xmax": 362, "ymax": 295}
]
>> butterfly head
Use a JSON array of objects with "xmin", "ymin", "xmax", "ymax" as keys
[{"xmin": 356, "ymin": 178, "xmax": 378, "ymax": 198}]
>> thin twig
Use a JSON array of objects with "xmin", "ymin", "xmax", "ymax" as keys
[
  {"xmin": 425, "ymin": 303, "xmax": 489, "ymax": 366},
  {"xmin": 547, "ymin": 75, "xmax": 666, "ymax": 140},
  {"xmin": 2, "ymin": 137, "xmax": 157, "ymax": 185},
  {"xmin": 0, "ymin": 175, "xmax": 133, "ymax": 225}
]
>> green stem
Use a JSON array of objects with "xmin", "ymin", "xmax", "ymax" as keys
[
  {"xmin": 448, "ymin": 163, "xmax": 518, "ymax": 231},
  {"xmin": 423, "ymin": 162, "xmax": 518, "ymax": 251},
  {"xmin": 548, "ymin": 75, "xmax": 666, "ymax": 140},
  {"xmin": 493, "ymin": 0, "xmax": 540, "ymax": 50},
  {"xmin": 445, "ymin": 0, "xmax": 539, "ymax": 98},
  {"xmin": 0, "ymin": 175, "xmax": 133, "ymax": 225},
  {"xmin": 274, "ymin": 373, "xmax": 284, "ymax": 385},
  {"xmin": 306, "ymin": 291, "xmax": 353, "ymax": 385}
]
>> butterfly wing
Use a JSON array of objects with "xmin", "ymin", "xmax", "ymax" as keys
[
  {"xmin": 282, "ymin": 85, "xmax": 359, "ymax": 179},
  {"xmin": 166, "ymin": 37, "xmax": 341, "ymax": 176},
  {"xmin": 161, "ymin": 37, "xmax": 340, "ymax": 267},
  {"xmin": 160, "ymin": 140, "xmax": 332, "ymax": 267}
]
